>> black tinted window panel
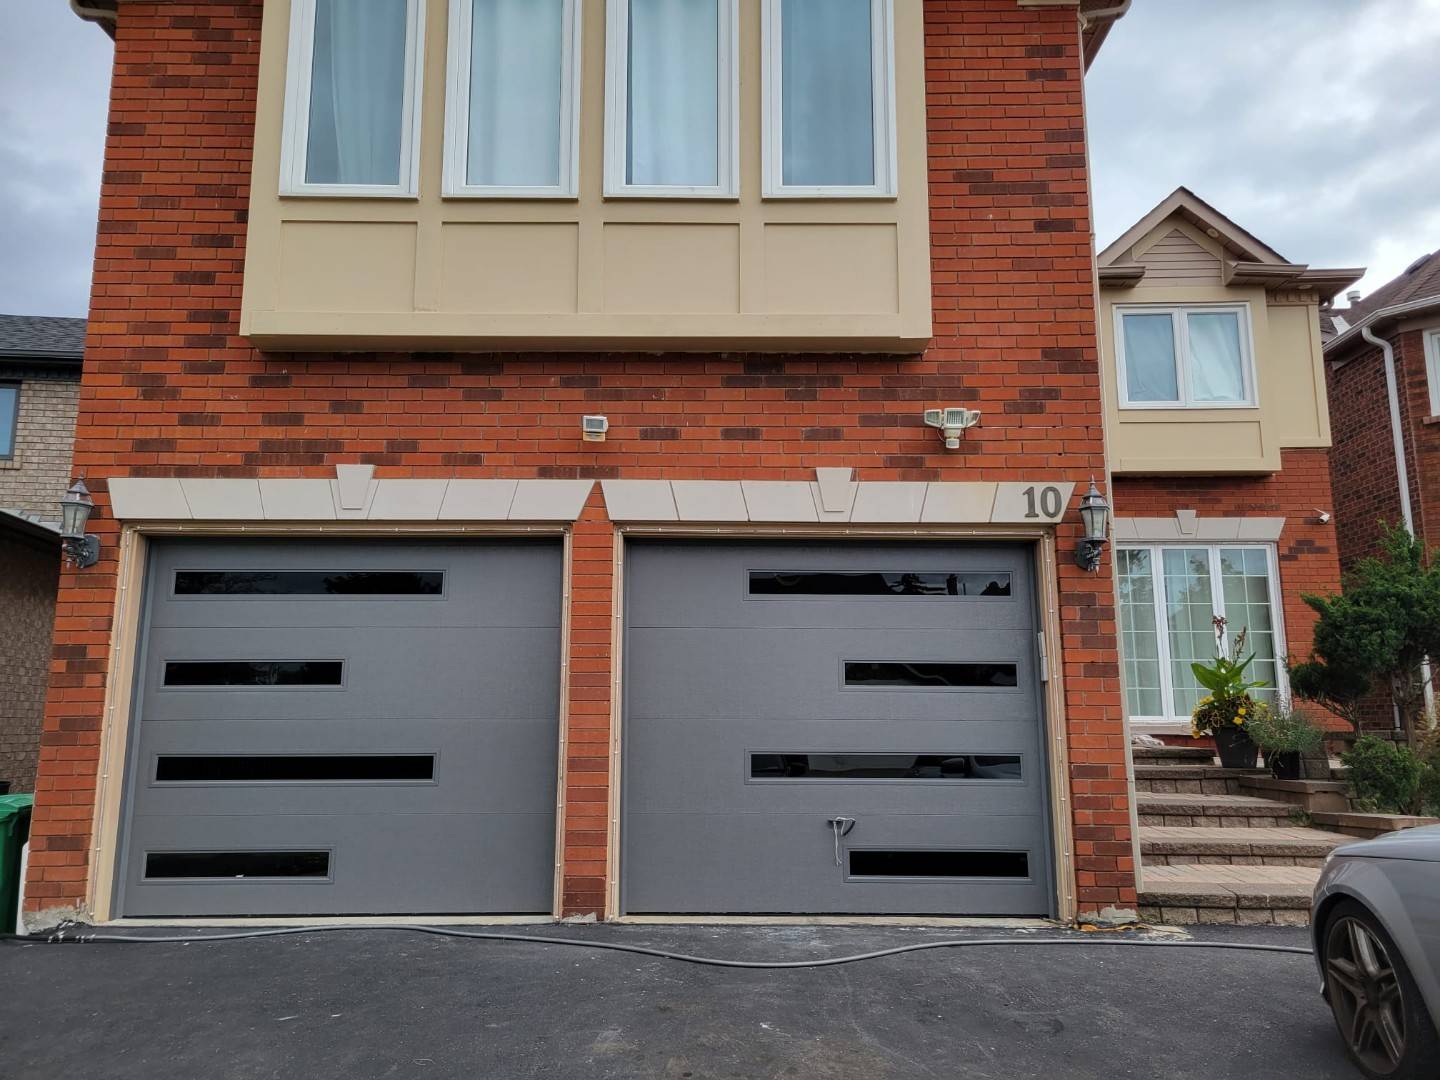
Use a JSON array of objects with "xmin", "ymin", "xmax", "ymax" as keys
[
  {"xmin": 749, "ymin": 571, "xmax": 1010, "ymax": 597},
  {"xmin": 143, "ymin": 851, "xmax": 331, "ymax": 879},
  {"xmin": 174, "ymin": 570, "xmax": 443, "ymax": 596},
  {"xmin": 162, "ymin": 661, "xmax": 344, "ymax": 687},
  {"xmin": 750, "ymin": 754, "xmax": 1021, "ymax": 780},
  {"xmin": 844, "ymin": 662, "xmax": 1018, "ymax": 688},
  {"xmin": 849, "ymin": 850, "xmax": 1029, "ymax": 879},
  {"xmin": 155, "ymin": 755, "xmax": 434, "ymax": 783}
]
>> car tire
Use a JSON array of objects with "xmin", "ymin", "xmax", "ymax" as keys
[{"xmin": 1322, "ymin": 899, "xmax": 1440, "ymax": 1080}]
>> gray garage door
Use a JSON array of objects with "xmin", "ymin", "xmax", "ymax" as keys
[
  {"xmin": 622, "ymin": 542, "xmax": 1053, "ymax": 916},
  {"xmin": 115, "ymin": 538, "xmax": 562, "ymax": 917}
]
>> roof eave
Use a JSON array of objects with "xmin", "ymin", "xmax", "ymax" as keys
[
  {"xmin": 69, "ymin": 0, "xmax": 117, "ymax": 38},
  {"xmin": 1323, "ymin": 295, "xmax": 1440, "ymax": 358}
]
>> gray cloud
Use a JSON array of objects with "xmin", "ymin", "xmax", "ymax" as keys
[{"xmin": 1088, "ymin": 0, "xmax": 1440, "ymax": 298}]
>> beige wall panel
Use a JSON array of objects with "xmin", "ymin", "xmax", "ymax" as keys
[
  {"xmin": 602, "ymin": 225, "xmax": 741, "ymax": 315},
  {"xmin": 279, "ymin": 222, "xmax": 417, "ymax": 313},
  {"xmin": 1116, "ymin": 420, "xmax": 1266, "ymax": 473},
  {"xmin": 763, "ymin": 225, "xmax": 899, "ymax": 315},
  {"xmin": 1267, "ymin": 302, "xmax": 1330, "ymax": 446},
  {"xmin": 440, "ymin": 224, "xmax": 580, "ymax": 314}
]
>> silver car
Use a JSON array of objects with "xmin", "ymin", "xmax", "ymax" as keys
[{"xmin": 1312, "ymin": 826, "xmax": 1440, "ymax": 1079}]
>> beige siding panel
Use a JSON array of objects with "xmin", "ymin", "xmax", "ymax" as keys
[
  {"xmin": 279, "ymin": 222, "xmax": 417, "ymax": 313},
  {"xmin": 763, "ymin": 225, "xmax": 899, "ymax": 314},
  {"xmin": 602, "ymin": 225, "xmax": 741, "ymax": 314},
  {"xmin": 1117, "ymin": 420, "xmax": 1267, "ymax": 473},
  {"xmin": 1267, "ymin": 303, "xmax": 1330, "ymax": 446},
  {"xmin": 1134, "ymin": 228, "xmax": 1222, "ymax": 287},
  {"xmin": 440, "ymin": 223, "xmax": 580, "ymax": 314}
]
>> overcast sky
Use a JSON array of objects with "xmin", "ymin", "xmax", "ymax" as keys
[{"xmin": 1, "ymin": 0, "xmax": 1438, "ymax": 318}]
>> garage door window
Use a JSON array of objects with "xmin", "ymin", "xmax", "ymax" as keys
[
  {"xmin": 163, "ymin": 660, "xmax": 345, "ymax": 687},
  {"xmin": 749, "ymin": 753, "xmax": 1021, "ymax": 780},
  {"xmin": 174, "ymin": 569, "xmax": 444, "ymax": 596},
  {"xmin": 143, "ymin": 851, "xmax": 332, "ymax": 880},
  {"xmin": 848, "ymin": 850, "xmax": 1029, "ymax": 879},
  {"xmin": 748, "ymin": 570, "xmax": 1010, "ymax": 597},
  {"xmin": 155, "ymin": 755, "xmax": 435, "ymax": 783},
  {"xmin": 844, "ymin": 661, "xmax": 1018, "ymax": 689}
]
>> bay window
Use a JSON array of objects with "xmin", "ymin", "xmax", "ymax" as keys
[
  {"xmin": 281, "ymin": 0, "xmax": 425, "ymax": 196},
  {"xmin": 604, "ymin": 0, "xmax": 740, "ymax": 198},
  {"xmin": 763, "ymin": 0, "xmax": 896, "ymax": 197},
  {"xmin": 1116, "ymin": 545, "xmax": 1284, "ymax": 723},
  {"xmin": 443, "ymin": 0, "xmax": 581, "ymax": 197},
  {"xmin": 1116, "ymin": 305, "xmax": 1255, "ymax": 408}
]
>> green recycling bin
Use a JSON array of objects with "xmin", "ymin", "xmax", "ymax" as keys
[{"xmin": 0, "ymin": 794, "xmax": 35, "ymax": 935}]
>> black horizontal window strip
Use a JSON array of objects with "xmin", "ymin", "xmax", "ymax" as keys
[
  {"xmin": 844, "ymin": 661, "xmax": 1018, "ymax": 689},
  {"xmin": 144, "ymin": 851, "xmax": 330, "ymax": 880},
  {"xmin": 749, "ymin": 571, "xmax": 1010, "ymax": 597},
  {"xmin": 163, "ymin": 661, "xmax": 344, "ymax": 687},
  {"xmin": 750, "ymin": 754, "xmax": 1021, "ymax": 780},
  {"xmin": 155, "ymin": 755, "xmax": 435, "ymax": 783},
  {"xmin": 849, "ymin": 850, "xmax": 1029, "ymax": 879},
  {"xmin": 174, "ymin": 570, "xmax": 443, "ymax": 596}
]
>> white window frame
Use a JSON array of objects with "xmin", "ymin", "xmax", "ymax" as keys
[
  {"xmin": 1424, "ymin": 329, "xmax": 1440, "ymax": 417},
  {"xmin": 1117, "ymin": 542, "xmax": 1289, "ymax": 725},
  {"xmin": 1114, "ymin": 303, "xmax": 1258, "ymax": 410},
  {"xmin": 279, "ymin": 0, "xmax": 426, "ymax": 198},
  {"xmin": 603, "ymin": 0, "xmax": 740, "ymax": 199},
  {"xmin": 761, "ymin": 0, "xmax": 897, "ymax": 199},
  {"xmin": 442, "ymin": 0, "xmax": 582, "ymax": 199}
]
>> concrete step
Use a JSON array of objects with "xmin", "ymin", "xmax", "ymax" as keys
[
  {"xmin": 1311, "ymin": 810, "xmax": 1440, "ymax": 840},
  {"xmin": 1134, "ymin": 765, "xmax": 1260, "ymax": 795},
  {"xmin": 1132, "ymin": 745, "xmax": 1215, "ymax": 766},
  {"xmin": 1139, "ymin": 864, "xmax": 1317, "ymax": 926},
  {"xmin": 1139, "ymin": 825, "xmax": 1350, "ymax": 867},
  {"xmin": 1136, "ymin": 791, "xmax": 1300, "ymax": 828},
  {"xmin": 1237, "ymin": 776, "xmax": 1350, "ymax": 812}
]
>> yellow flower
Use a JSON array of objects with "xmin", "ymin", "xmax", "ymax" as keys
[{"xmin": 1233, "ymin": 718, "xmax": 1242, "ymax": 725}]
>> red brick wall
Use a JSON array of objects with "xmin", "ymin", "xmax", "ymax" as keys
[{"xmin": 27, "ymin": 1, "xmax": 1135, "ymax": 919}]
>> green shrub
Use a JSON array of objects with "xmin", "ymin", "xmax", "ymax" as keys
[
  {"xmin": 1245, "ymin": 706, "xmax": 1326, "ymax": 755},
  {"xmin": 1342, "ymin": 736, "xmax": 1428, "ymax": 815}
]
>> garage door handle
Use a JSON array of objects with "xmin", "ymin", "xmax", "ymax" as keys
[{"xmin": 827, "ymin": 817, "xmax": 857, "ymax": 867}]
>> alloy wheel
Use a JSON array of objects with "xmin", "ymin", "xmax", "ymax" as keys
[{"xmin": 1327, "ymin": 915, "xmax": 1407, "ymax": 1074}]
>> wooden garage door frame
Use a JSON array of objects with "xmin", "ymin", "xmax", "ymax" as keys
[
  {"xmin": 87, "ymin": 521, "xmax": 574, "ymax": 923},
  {"xmin": 606, "ymin": 524, "xmax": 1078, "ymax": 923}
]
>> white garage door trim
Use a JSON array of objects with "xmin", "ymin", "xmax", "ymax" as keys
[{"xmin": 604, "ymin": 524, "xmax": 1078, "ymax": 923}]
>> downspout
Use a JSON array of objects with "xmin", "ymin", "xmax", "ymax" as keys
[{"xmin": 1359, "ymin": 325, "xmax": 1435, "ymax": 725}]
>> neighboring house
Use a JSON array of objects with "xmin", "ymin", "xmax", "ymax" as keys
[
  {"xmin": 1321, "ymin": 250, "xmax": 1440, "ymax": 729},
  {"xmin": 1096, "ymin": 190, "xmax": 1362, "ymax": 738},
  {"xmin": 0, "ymin": 314, "xmax": 85, "ymax": 794},
  {"xmin": 27, "ymin": 0, "xmax": 1136, "ymax": 928}
]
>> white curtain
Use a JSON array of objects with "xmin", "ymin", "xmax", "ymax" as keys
[
  {"xmin": 627, "ymin": 0, "xmax": 720, "ymax": 187},
  {"xmin": 781, "ymin": 0, "xmax": 874, "ymax": 187},
  {"xmin": 469, "ymin": 0, "xmax": 565, "ymax": 187},
  {"xmin": 307, "ymin": 0, "xmax": 408, "ymax": 186},
  {"xmin": 1187, "ymin": 311, "xmax": 1246, "ymax": 402},
  {"xmin": 1121, "ymin": 313, "xmax": 1179, "ymax": 402}
]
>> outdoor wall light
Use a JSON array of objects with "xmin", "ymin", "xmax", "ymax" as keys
[
  {"xmin": 1074, "ymin": 478, "xmax": 1110, "ymax": 572},
  {"xmin": 59, "ymin": 479, "xmax": 100, "ymax": 568}
]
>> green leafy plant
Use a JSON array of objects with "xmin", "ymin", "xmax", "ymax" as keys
[
  {"xmin": 1189, "ymin": 619, "xmax": 1270, "ymax": 737},
  {"xmin": 1341, "ymin": 736, "xmax": 1429, "ymax": 816},
  {"xmin": 1245, "ymin": 706, "xmax": 1326, "ymax": 755}
]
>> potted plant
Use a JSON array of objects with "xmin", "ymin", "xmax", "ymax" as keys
[
  {"xmin": 1189, "ymin": 619, "xmax": 1270, "ymax": 769},
  {"xmin": 1244, "ymin": 706, "xmax": 1326, "ymax": 780}
]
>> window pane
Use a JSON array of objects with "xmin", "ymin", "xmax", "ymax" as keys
[
  {"xmin": 467, "ymin": 0, "xmax": 566, "ymax": 187},
  {"xmin": 627, "ymin": 0, "xmax": 720, "ymax": 186},
  {"xmin": 844, "ymin": 662, "xmax": 1018, "ymax": 688},
  {"xmin": 163, "ymin": 661, "xmax": 344, "ymax": 687},
  {"xmin": 1162, "ymin": 548, "xmax": 1216, "ymax": 716},
  {"xmin": 1117, "ymin": 549, "xmax": 1164, "ymax": 717},
  {"xmin": 144, "ymin": 851, "xmax": 330, "ymax": 879},
  {"xmin": 1122, "ymin": 313, "xmax": 1180, "ymax": 402},
  {"xmin": 306, "ymin": 0, "xmax": 409, "ymax": 185},
  {"xmin": 0, "ymin": 386, "xmax": 16, "ymax": 457},
  {"xmin": 748, "ymin": 571, "xmax": 1010, "ymax": 597},
  {"xmin": 1187, "ymin": 311, "xmax": 1246, "ymax": 402},
  {"xmin": 848, "ymin": 850, "xmax": 1029, "ymax": 879},
  {"xmin": 174, "ymin": 570, "xmax": 444, "ymax": 596},
  {"xmin": 781, "ymin": 0, "xmax": 874, "ymax": 187},
  {"xmin": 155, "ymin": 755, "xmax": 435, "ymax": 783},
  {"xmin": 749, "ymin": 753, "xmax": 1021, "ymax": 780},
  {"xmin": 1219, "ymin": 548, "xmax": 1277, "ymax": 705}
]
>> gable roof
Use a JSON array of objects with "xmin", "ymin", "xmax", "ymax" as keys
[
  {"xmin": 1097, "ymin": 187, "xmax": 1364, "ymax": 302},
  {"xmin": 0, "ymin": 314, "xmax": 86, "ymax": 362}
]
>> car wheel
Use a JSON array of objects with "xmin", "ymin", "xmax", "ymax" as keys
[{"xmin": 1323, "ymin": 900, "xmax": 1440, "ymax": 1079}]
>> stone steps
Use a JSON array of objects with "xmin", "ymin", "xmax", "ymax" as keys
[
  {"xmin": 1133, "ymin": 764, "xmax": 1259, "ymax": 795},
  {"xmin": 1132, "ymin": 745, "xmax": 1215, "ymax": 766},
  {"xmin": 1136, "ymin": 791, "xmax": 1301, "ymax": 828},
  {"xmin": 1138, "ymin": 864, "xmax": 1316, "ymax": 926},
  {"xmin": 1139, "ymin": 826, "xmax": 1348, "ymax": 867}
]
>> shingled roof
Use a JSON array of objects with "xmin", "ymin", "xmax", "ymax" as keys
[
  {"xmin": 0, "ymin": 314, "xmax": 87, "ymax": 361},
  {"xmin": 1324, "ymin": 251, "xmax": 1440, "ymax": 357}
]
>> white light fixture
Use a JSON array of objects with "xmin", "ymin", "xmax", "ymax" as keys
[
  {"xmin": 59, "ymin": 479, "xmax": 100, "ymax": 568},
  {"xmin": 582, "ymin": 415, "xmax": 609, "ymax": 443},
  {"xmin": 922, "ymin": 407, "xmax": 982, "ymax": 450}
]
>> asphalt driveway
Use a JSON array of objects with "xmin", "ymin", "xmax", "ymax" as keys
[{"xmin": 1, "ymin": 923, "xmax": 1353, "ymax": 1080}]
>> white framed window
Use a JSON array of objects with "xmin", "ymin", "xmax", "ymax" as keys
[
  {"xmin": 761, "ymin": 0, "xmax": 896, "ymax": 198},
  {"xmin": 443, "ymin": 0, "xmax": 582, "ymax": 198},
  {"xmin": 1425, "ymin": 329, "xmax": 1440, "ymax": 417},
  {"xmin": 604, "ymin": 0, "xmax": 740, "ymax": 199},
  {"xmin": 1115, "ymin": 304, "xmax": 1257, "ymax": 409},
  {"xmin": 280, "ymin": 0, "xmax": 426, "ymax": 197},
  {"xmin": 1116, "ymin": 544, "xmax": 1287, "ymax": 723}
]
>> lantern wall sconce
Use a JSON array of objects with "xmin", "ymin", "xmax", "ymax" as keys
[
  {"xmin": 1074, "ymin": 478, "xmax": 1111, "ymax": 572},
  {"xmin": 60, "ymin": 479, "xmax": 100, "ymax": 568}
]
